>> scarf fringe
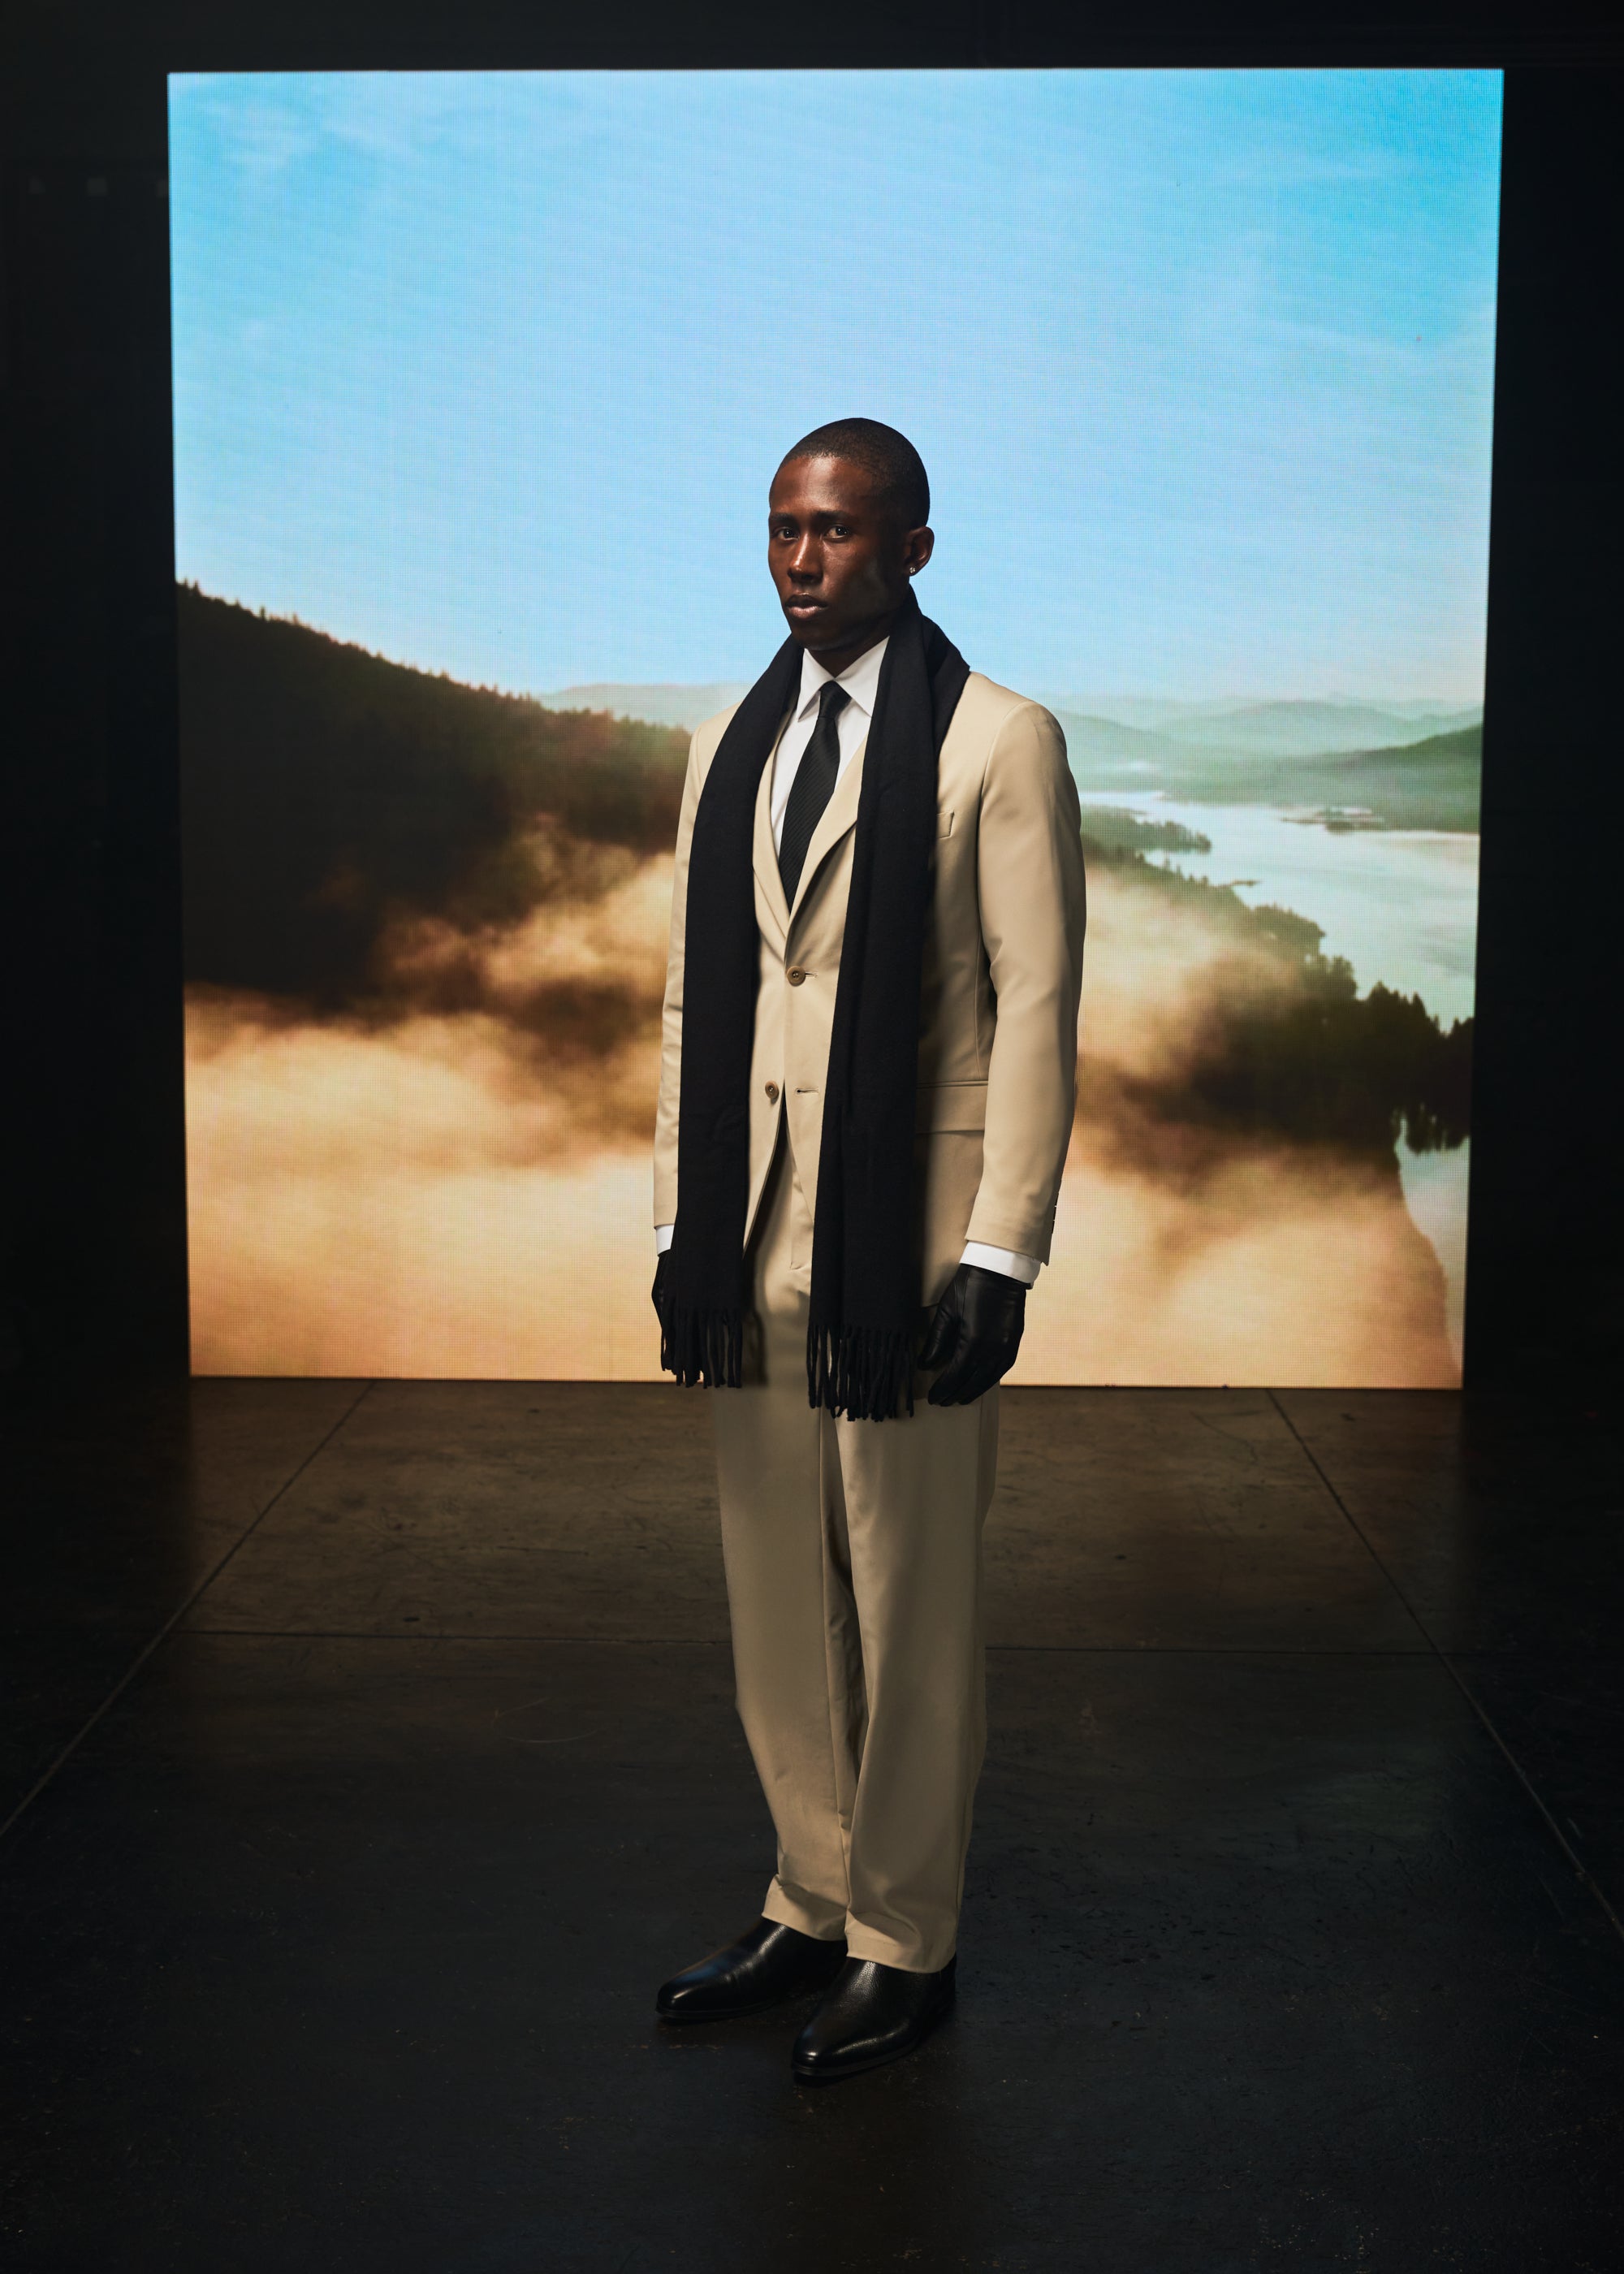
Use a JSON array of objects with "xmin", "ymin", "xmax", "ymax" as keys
[
  {"xmin": 806, "ymin": 1321, "xmax": 916, "ymax": 1423},
  {"xmin": 660, "ymin": 1305, "xmax": 744, "ymax": 1390}
]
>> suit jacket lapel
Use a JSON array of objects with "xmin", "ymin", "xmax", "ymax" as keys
[
  {"xmin": 788, "ymin": 733, "xmax": 867, "ymax": 930},
  {"xmin": 752, "ymin": 713, "xmax": 792, "ymax": 945}
]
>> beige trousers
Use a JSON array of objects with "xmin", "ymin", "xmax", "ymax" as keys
[{"xmin": 710, "ymin": 1141, "xmax": 1000, "ymax": 1974}]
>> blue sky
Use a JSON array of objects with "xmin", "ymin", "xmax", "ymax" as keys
[{"xmin": 169, "ymin": 69, "xmax": 1501, "ymax": 700}]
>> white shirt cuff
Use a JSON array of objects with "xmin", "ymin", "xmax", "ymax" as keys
[
  {"xmin": 654, "ymin": 1224, "xmax": 674, "ymax": 1254},
  {"xmin": 961, "ymin": 1241, "xmax": 1040, "ymax": 1286}
]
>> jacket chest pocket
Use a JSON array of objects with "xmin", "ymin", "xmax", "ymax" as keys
[{"xmin": 938, "ymin": 810, "xmax": 955, "ymax": 838}]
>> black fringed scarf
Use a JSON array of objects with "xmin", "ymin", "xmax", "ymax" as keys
[{"xmin": 659, "ymin": 591, "xmax": 970, "ymax": 1420}]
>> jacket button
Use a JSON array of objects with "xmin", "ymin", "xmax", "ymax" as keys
[
  {"xmin": 765, "ymin": 1082, "xmax": 780, "ymax": 1104},
  {"xmin": 787, "ymin": 966, "xmax": 807, "ymax": 986}
]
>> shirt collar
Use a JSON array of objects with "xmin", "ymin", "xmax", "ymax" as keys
[{"xmin": 795, "ymin": 633, "xmax": 889, "ymax": 720}]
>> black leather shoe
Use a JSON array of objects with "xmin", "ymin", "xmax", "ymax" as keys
[
  {"xmin": 791, "ymin": 1955, "xmax": 957, "ymax": 2083},
  {"xmin": 656, "ymin": 1919, "xmax": 845, "ymax": 2023}
]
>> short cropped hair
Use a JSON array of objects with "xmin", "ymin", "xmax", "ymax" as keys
[{"xmin": 778, "ymin": 417, "xmax": 931, "ymax": 528}]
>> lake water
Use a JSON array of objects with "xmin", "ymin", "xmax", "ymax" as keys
[
  {"xmin": 1080, "ymin": 789, "xmax": 1479, "ymax": 1024},
  {"xmin": 1079, "ymin": 788, "xmax": 1476, "ymax": 1363}
]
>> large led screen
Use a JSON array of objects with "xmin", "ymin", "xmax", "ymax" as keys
[{"xmin": 170, "ymin": 68, "xmax": 1501, "ymax": 1385}]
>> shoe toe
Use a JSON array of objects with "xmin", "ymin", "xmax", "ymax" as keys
[
  {"xmin": 792, "ymin": 2020, "xmax": 896, "ymax": 2082},
  {"xmin": 657, "ymin": 1922, "xmax": 844, "ymax": 2022},
  {"xmin": 790, "ymin": 1958, "xmax": 955, "ymax": 2082}
]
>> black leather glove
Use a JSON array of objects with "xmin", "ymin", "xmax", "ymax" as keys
[
  {"xmin": 652, "ymin": 1249, "xmax": 669, "ymax": 1321},
  {"xmin": 920, "ymin": 1263, "xmax": 1026, "ymax": 1406}
]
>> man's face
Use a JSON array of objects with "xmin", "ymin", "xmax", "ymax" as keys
[{"xmin": 767, "ymin": 454, "xmax": 934, "ymax": 667}]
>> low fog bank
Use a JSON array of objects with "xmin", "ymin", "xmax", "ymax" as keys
[{"xmin": 182, "ymin": 594, "xmax": 1462, "ymax": 1383}]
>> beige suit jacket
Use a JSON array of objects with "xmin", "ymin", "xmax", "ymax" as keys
[{"xmin": 654, "ymin": 670, "xmax": 1087, "ymax": 1305}]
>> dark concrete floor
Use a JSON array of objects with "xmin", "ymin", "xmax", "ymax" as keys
[{"xmin": 1, "ymin": 1379, "xmax": 1621, "ymax": 2271}]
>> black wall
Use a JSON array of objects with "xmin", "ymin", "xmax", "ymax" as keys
[
  {"xmin": 1466, "ymin": 67, "xmax": 1624, "ymax": 1389},
  {"xmin": 2, "ymin": 6, "xmax": 1619, "ymax": 1383}
]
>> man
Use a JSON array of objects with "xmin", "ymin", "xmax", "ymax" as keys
[{"xmin": 650, "ymin": 417, "xmax": 1086, "ymax": 2084}]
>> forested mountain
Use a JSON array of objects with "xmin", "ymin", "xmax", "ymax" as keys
[
  {"xmin": 179, "ymin": 586, "xmax": 689, "ymax": 1006},
  {"xmin": 1077, "ymin": 830, "xmax": 1473, "ymax": 1156}
]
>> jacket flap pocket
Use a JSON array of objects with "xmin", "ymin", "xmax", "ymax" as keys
[{"xmin": 916, "ymin": 1079, "xmax": 987, "ymax": 1132}]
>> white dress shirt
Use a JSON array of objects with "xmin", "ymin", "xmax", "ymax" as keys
[
  {"xmin": 770, "ymin": 636, "xmax": 889, "ymax": 851},
  {"xmin": 656, "ymin": 635, "xmax": 1039, "ymax": 1288}
]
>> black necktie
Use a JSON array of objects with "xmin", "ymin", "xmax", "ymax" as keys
[{"xmin": 778, "ymin": 681, "xmax": 850, "ymax": 906}]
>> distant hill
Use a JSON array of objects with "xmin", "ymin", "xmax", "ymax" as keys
[
  {"xmin": 1045, "ymin": 694, "xmax": 1480, "ymax": 756},
  {"xmin": 531, "ymin": 681, "xmax": 1485, "ymax": 778},
  {"xmin": 1125, "ymin": 723, "xmax": 1481, "ymax": 830},
  {"xmin": 1276, "ymin": 724, "xmax": 1483, "ymax": 831},
  {"xmin": 1055, "ymin": 707, "xmax": 1481, "ymax": 831},
  {"xmin": 540, "ymin": 682, "xmax": 749, "ymax": 730},
  {"xmin": 1155, "ymin": 699, "xmax": 1481, "ymax": 758},
  {"xmin": 178, "ymin": 587, "xmax": 689, "ymax": 1006},
  {"xmin": 1051, "ymin": 711, "xmax": 1181, "ymax": 770},
  {"xmin": 1043, "ymin": 694, "xmax": 1220, "ymax": 732}
]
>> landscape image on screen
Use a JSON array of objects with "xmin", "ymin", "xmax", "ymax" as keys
[{"xmin": 169, "ymin": 67, "xmax": 1501, "ymax": 1386}]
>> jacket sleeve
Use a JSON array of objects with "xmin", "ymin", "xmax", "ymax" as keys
[
  {"xmin": 652, "ymin": 730, "xmax": 706, "ymax": 1230},
  {"xmin": 963, "ymin": 703, "xmax": 1086, "ymax": 1263}
]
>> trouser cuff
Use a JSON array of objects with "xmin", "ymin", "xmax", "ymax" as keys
[
  {"xmin": 843, "ymin": 1922, "xmax": 958, "ymax": 1974},
  {"xmin": 763, "ymin": 1880, "xmax": 848, "ymax": 1943}
]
